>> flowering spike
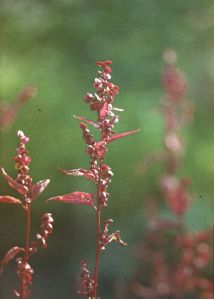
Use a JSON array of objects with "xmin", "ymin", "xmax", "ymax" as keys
[
  {"xmin": 35, "ymin": 213, "xmax": 54, "ymax": 248},
  {"xmin": 162, "ymin": 49, "xmax": 187, "ymax": 102},
  {"xmin": 78, "ymin": 260, "xmax": 95, "ymax": 298},
  {"xmin": 52, "ymin": 60, "xmax": 139, "ymax": 298},
  {"xmin": 0, "ymin": 130, "xmax": 52, "ymax": 297},
  {"xmin": 15, "ymin": 258, "xmax": 34, "ymax": 298}
]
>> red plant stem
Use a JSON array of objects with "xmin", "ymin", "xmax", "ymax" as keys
[
  {"xmin": 24, "ymin": 203, "xmax": 31, "ymax": 262},
  {"xmin": 93, "ymin": 207, "xmax": 101, "ymax": 298},
  {"xmin": 20, "ymin": 202, "xmax": 31, "ymax": 299},
  {"xmin": 93, "ymin": 159, "xmax": 102, "ymax": 298}
]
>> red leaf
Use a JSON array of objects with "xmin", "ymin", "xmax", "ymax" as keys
[
  {"xmin": 0, "ymin": 196, "xmax": 21, "ymax": 205},
  {"xmin": 58, "ymin": 168, "xmax": 97, "ymax": 183},
  {"xmin": 73, "ymin": 115, "xmax": 100, "ymax": 129},
  {"xmin": 30, "ymin": 179, "xmax": 50, "ymax": 201},
  {"xmin": 107, "ymin": 129, "xmax": 140, "ymax": 143},
  {"xmin": 100, "ymin": 102, "xmax": 108, "ymax": 119},
  {"xmin": 1, "ymin": 168, "xmax": 28, "ymax": 195},
  {"xmin": 0, "ymin": 246, "xmax": 24, "ymax": 271},
  {"xmin": 47, "ymin": 191, "xmax": 94, "ymax": 206}
]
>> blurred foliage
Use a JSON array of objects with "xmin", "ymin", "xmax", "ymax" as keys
[{"xmin": 0, "ymin": 0, "xmax": 213, "ymax": 298}]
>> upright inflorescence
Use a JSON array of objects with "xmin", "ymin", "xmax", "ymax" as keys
[
  {"xmin": 159, "ymin": 49, "xmax": 193, "ymax": 216},
  {"xmin": 36, "ymin": 213, "xmax": 54, "ymax": 248},
  {"xmin": 48, "ymin": 60, "xmax": 139, "ymax": 298},
  {"xmin": 0, "ymin": 130, "xmax": 53, "ymax": 298},
  {"xmin": 126, "ymin": 50, "xmax": 213, "ymax": 299},
  {"xmin": 13, "ymin": 130, "xmax": 32, "ymax": 205},
  {"xmin": 138, "ymin": 49, "xmax": 193, "ymax": 217}
]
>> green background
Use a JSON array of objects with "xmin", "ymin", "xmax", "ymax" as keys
[{"xmin": 0, "ymin": 0, "xmax": 213, "ymax": 298}]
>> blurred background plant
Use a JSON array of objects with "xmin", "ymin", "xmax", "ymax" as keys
[
  {"xmin": 0, "ymin": 0, "xmax": 213, "ymax": 298},
  {"xmin": 0, "ymin": 85, "xmax": 36, "ymax": 131},
  {"xmin": 123, "ymin": 49, "xmax": 213, "ymax": 299}
]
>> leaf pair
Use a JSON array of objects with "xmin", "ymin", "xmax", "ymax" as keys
[
  {"xmin": 74, "ymin": 115, "xmax": 140, "ymax": 144},
  {"xmin": 0, "ymin": 167, "xmax": 50, "ymax": 203}
]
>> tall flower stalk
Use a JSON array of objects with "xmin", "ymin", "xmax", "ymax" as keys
[
  {"xmin": 159, "ymin": 49, "xmax": 193, "ymax": 216},
  {"xmin": 48, "ymin": 60, "xmax": 139, "ymax": 298},
  {"xmin": 0, "ymin": 130, "xmax": 53, "ymax": 298}
]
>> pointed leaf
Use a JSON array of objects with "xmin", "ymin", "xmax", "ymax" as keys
[
  {"xmin": 0, "ymin": 246, "xmax": 24, "ymax": 272},
  {"xmin": 73, "ymin": 115, "xmax": 100, "ymax": 128},
  {"xmin": 107, "ymin": 129, "xmax": 140, "ymax": 143},
  {"xmin": 1, "ymin": 168, "xmax": 28, "ymax": 195},
  {"xmin": 0, "ymin": 196, "xmax": 21, "ymax": 205},
  {"xmin": 58, "ymin": 168, "xmax": 97, "ymax": 183},
  {"xmin": 100, "ymin": 101, "xmax": 108, "ymax": 119},
  {"xmin": 31, "ymin": 179, "xmax": 50, "ymax": 201},
  {"xmin": 47, "ymin": 191, "xmax": 94, "ymax": 206}
]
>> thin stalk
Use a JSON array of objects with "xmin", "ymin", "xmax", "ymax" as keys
[
  {"xmin": 24, "ymin": 203, "xmax": 31, "ymax": 262},
  {"xmin": 20, "ymin": 202, "xmax": 31, "ymax": 299},
  {"xmin": 93, "ymin": 207, "xmax": 101, "ymax": 298},
  {"xmin": 93, "ymin": 159, "xmax": 102, "ymax": 298}
]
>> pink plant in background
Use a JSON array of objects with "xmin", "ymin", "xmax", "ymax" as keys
[
  {"xmin": 160, "ymin": 48, "xmax": 193, "ymax": 216},
  {"xmin": 125, "ymin": 50, "xmax": 213, "ymax": 299},
  {"xmin": 0, "ymin": 130, "xmax": 53, "ymax": 298},
  {"xmin": 137, "ymin": 48, "xmax": 193, "ymax": 217},
  {"xmin": 0, "ymin": 85, "xmax": 36, "ymax": 131},
  {"xmin": 126, "ymin": 223, "xmax": 213, "ymax": 298},
  {"xmin": 48, "ymin": 60, "xmax": 139, "ymax": 298}
]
